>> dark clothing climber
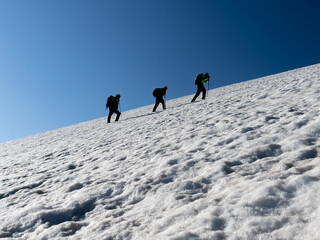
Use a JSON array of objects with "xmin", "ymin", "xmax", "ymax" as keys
[
  {"xmin": 106, "ymin": 94, "xmax": 121, "ymax": 123},
  {"xmin": 152, "ymin": 86, "xmax": 167, "ymax": 112},
  {"xmin": 191, "ymin": 73, "xmax": 210, "ymax": 102}
]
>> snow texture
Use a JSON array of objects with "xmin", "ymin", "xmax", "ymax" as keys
[{"xmin": 1, "ymin": 64, "xmax": 320, "ymax": 240}]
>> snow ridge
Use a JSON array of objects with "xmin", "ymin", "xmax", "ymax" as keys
[{"xmin": 1, "ymin": 64, "xmax": 320, "ymax": 239}]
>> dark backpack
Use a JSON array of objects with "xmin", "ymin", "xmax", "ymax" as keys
[
  {"xmin": 153, "ymin": 89, "xmax": 159, "ymax": 97},
  {"xmin": 153, "ymin": 87, "xmax": 168, "ymax": 97},
  {"xmin": 195, "ymin": 73, "xmax": 204, "ymax": 85},
  {"xmin": 106, "ymin": 96, "xmax": 113, "ymax": 108}
]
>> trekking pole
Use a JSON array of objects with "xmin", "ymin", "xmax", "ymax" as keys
[
  {"xmin": 119, "ymin": 103, "xmax": 122, "ymax": 120},
  {"xmin": 164, "ymin": 94, "xmax": 167, "ymax": 109}
]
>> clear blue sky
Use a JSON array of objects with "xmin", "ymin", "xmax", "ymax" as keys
[{"xmin": 1, "ymin": 0, "xmax": 319, "ymax": 143}]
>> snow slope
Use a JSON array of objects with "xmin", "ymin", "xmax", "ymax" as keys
[{"xmin": 1, "ymin": 64, "xmax": 320, "ymax": 240}]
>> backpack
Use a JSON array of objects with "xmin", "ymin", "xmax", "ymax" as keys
[
  {"xmin": 195, "ymin": 73, "xmax": 204, "ymax": 85},
  {"xmin": 106, "ymin": 96, "xmax": 113, "ymax": 108},
  {"xmin": 152, "ymin": 89, "xmax": 158, "ymax": 97}
]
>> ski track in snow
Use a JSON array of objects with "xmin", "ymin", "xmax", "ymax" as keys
[{"xmin": 1, "ymin": 64, "xmax": 320, "ymax": 239}]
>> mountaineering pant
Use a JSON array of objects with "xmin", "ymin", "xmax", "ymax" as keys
[
  {"xmin": 153, "ymin": 97, "xmax": 166, "ymax": 112},
  {"xmin": 108, "ymin": 109, "xmax": 121, "ymax": 123},
  {"xmin": 191, "ymin": 84, "xmax": 206, "ymax": 102}
]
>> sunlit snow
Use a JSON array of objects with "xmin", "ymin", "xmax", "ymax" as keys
[{"xmin": 1, "ymin": 64, "xmax": 320, "ymax": 239}]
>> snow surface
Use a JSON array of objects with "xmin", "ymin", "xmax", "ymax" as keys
[{"xmin": 1, "ymin": 64, "xmax": 320, "ymax": 240}]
